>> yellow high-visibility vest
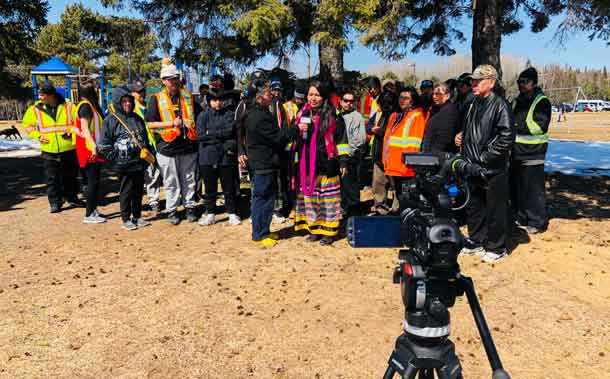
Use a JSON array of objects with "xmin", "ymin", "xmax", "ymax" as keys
[{"xmin": 22, "ymin": 100, "xmax": 76, "ymax": 153}]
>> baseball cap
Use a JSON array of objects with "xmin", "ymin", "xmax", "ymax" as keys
[
  {"xmin": 130, "ymin": 80, "xmax": 146, "ymax": 92},
  {"xmin": 470, "ymin": 65, "xmax": 499, "ymax": 80},
  {"xmin": 270, "ymin": 80, "xmax": 282, "ymax": 90},
  {"xmin": 420, "ymin": 80, "xmax": 434, "ymax": 89},
  {"xmin": 39, "ymin": 83, "xmax": 56, "ymax": 95}
]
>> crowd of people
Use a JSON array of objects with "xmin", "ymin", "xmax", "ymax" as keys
[{"xmin": 22, "ymin": 60, "xmax": 552, "ymax": 263}]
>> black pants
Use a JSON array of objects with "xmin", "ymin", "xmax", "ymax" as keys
[
  {"xmin": 275, "ymin": 155, "xmax": 294, "ymax": 218},
  {"xmin": 84, "ymin": 163, "xmax": 101, "ymax": 217},
  {"xmin": 341, "ymin": 152, "xmax": 362, "ymax": 215},
  {"xmin": 119, "ymin": 170, "xmax": 145, "ymax": 222},
  {"xmin": 509, "ymin": 162, "xmax": 547, "ymax": 230},
  {"xmin": 200, "ymin": 165, "xmax": 238, "ymax": 214},
  {"xmin": 42, "ymin": 150, "xmax": 79, "ymax": 206},
  {"xmin": 466, "ymin": 172, "xmax": 509, "ymax": 252}
]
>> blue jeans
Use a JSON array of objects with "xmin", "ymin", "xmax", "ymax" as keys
[{"xmin": 251, "ymin": 173, "xmax": 277, "ymax": 240}]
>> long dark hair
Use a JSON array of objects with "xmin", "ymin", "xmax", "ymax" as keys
[
  {"xmin": 307, "ymin": 80, "xmax": 337, "ymax": 133},
  {"xmin": 398, "ymin": 86, "xmax": 422, "ymax": 110},
  {"xmin": 78, "ymin": 79, "xmax": 103, "ymax": 116}
]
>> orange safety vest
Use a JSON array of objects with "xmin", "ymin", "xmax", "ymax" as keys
[
  {"xmin": 155, "ymin": 88, "xmax": 196, "ymax": 141},
  {"xmin": 357, "ymin": 93, "xmax": 380, "ymax": 124},
  {"xmin": 382, "ymin": 108, "xmax": 427, "ymax": 177}
]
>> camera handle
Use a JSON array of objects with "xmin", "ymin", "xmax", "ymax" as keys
[{"xmin": 458, "ymin": 276, "xmax": 511, "ymax": 379}]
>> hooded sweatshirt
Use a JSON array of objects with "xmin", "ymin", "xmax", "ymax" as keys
[{"xmin": 98, "ymin": 86, "xmax": 152, "ymax": 172}]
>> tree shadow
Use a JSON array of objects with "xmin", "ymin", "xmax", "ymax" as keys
[
  {"xmin": 546, "ymin": 172, "xmax": 610, "ymax": 220},
  {"xmin": 0, "ymin": 156, "xmax": 121, "ymax": 212}
]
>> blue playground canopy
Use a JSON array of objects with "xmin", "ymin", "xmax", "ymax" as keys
[{"xmin": 31, "ymin": 57, "xmax": 78, "ymax": 101}]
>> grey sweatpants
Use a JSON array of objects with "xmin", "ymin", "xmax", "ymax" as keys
[
  {"xmin": 145, "ymin": 163, "xmax": 162, "ymax": 206},
  {"xmin": 157, "ymin": 152, "xmax": 198, "ymax": 212}
]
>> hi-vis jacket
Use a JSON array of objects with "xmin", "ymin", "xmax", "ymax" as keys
[
  {"xmin": 22, "ymin": 99, "xmax": 75, "ymax": 154},
  {"xmin": 511, "ymin": 87, "xmax": 551, "ymax": 161},
  {"xmin": 357, "ymin": 92, "xmax": 380, "ymax": 125},
  {"xmin": 382, "ymin": 107, "xmax": 427, "ymax": 177},
  {"xmin": 283, "ymin": 101, "xmax": 299, "ymax": 124}
]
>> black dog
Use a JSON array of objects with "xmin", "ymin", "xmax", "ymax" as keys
[{"xmin": 0, "ymin": 125, "xmax": 22, "ymax": 140}]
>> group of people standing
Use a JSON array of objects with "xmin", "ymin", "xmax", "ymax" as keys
[{"xmin": 22, "ymin": 60, "xmax": 551, "ymax": 262}]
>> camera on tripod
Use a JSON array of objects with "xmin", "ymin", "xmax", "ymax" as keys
[{"xmin": 347, "ymin": 153, "xmax": 510, "ymax": 379}]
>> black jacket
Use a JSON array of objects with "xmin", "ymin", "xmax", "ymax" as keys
[
  {"xmin": 98, "ymin": 86, "xmax": 151, "ymax": 172},
  {"xmin": 422, "ymin": 102, "xmax": 459, "ymax": 154},
  {"xmin": 463, "ymin": 92, "xmax": 515, "ymax": 169},
  {"xmin": 295, "ymin": 105, "xmax": 348, "ymax": 177},
  {"xmin": 456, "ymin": 91, "xmax": 475, "ymax": 132},
  {"xmin": 245, "ymin": 104, "xmax": 297, "ymax": 174},
  {"xmin": 196, "ymin": 105, "xmax": 237, "ymax": 167},
  {"xmin": 366, "ymin": 111, "xmax": 392, "ymax": 167},
  {"xmin": 511, "ymin": 87, "xmax": 551, "ymax": 161}
]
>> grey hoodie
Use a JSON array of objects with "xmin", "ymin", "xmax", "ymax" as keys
[{"xmin": 341, "ymin": 109, "xmax": 366, "ymax": 155}]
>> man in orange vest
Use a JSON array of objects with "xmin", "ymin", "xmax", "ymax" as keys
[
  {"xmin": 382, "ymin": 86, "xmax": 427, "ymax": 213},
  {"xmin": 145, "ymin": 60, "xmax": 202, "ymax": 225},
  {"xmin": 357, "ymin": 76, "xmax": 381, "ymax": 126}
]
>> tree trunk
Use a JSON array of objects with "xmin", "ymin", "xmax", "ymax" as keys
[
  {"xmin": 472, "ymin": 0, "xmax": 503, "ymax": 79},
  {"xmin": 318, "ymin": 41, "xmax": 343, "ymax": 83}
]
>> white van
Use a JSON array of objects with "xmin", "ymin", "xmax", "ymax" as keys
[{"xmin": 575, "ymin": 100, "xmax": 605, "ymax": 112}]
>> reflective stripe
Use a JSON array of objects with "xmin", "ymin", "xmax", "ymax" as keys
[
  {"xmin": 387, "ymin": 136, "xmax": 422, "ymax": 147},
  {"xmin": 157, "ymin": 89, "xmax": 195, "ymax": 125},
  {"xmin": 75, "ymin": 100, "xmax": 102, "ymax": 139},
  {"xmin": 383, "ymin": 112, "xmax": 422, "ymax": 163},
  {"xmin": 517, "ymin": 94, "xmax": 548, "ymax": 145},
  {"xmin": 337, "ymin": 143, "xmax": 350, "ymax": 155},
  {"xmin": 516, "ymin": 134, "xmax": 549, "ymax": 144}
]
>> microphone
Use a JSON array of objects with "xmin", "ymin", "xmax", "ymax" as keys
[{"xmin": 301, "ymin": 109, "xmax": 312, "ymax": 140}]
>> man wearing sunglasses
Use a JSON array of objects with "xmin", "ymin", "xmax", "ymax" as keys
[
  {"xmin": 510, "ymin": 67, "xmax": 551, "ymax": 235},
  {"xmin": 460, "ymin": 65, "xmax": 515, "ymax": 264},
  {"xmin": 339, "ymin": 89, "xmax": 367, "ymax": 218}
]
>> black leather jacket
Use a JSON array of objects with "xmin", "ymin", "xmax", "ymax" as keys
[{"xmin": 463, "ymin": 92, "xmax": 515, "ymax": 169}]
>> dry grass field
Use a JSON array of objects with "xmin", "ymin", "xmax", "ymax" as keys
[{"xmin": 1, "ymin": 113, "xmax": 610, "ymax": 379}]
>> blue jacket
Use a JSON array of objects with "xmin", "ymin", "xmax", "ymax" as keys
[{"xmin": 196, "ymin": 107, "xmax": 237, "ymax": 166}]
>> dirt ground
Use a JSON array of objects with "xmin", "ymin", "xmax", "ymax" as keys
[{"xmin": 1, "ymin": 115, "xmax": 610, "ymax": 379}]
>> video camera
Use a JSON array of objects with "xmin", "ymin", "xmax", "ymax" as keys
[{"xmin": 347, "ymin": 153, "xmax": 510, "ymax": 379}]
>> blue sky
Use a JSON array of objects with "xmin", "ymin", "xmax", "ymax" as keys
[{"xmin": 48, "ymin": 0, "xmax": 610, "ymax": 74}]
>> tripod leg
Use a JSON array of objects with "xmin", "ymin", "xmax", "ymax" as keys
[
  {"xmin": 383, "ymin": 365, "xmax": 396, "ymax": 379},
  {"xmin": 459, "ymin": 276, "xmax": 510, "ymax": 378}
]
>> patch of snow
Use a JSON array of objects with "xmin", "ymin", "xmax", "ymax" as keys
[
  {"xmin": 0, "ymin": 138, "xmax": 40, "ymax": 152},
  {"xmin": 546, "ymin": 139, "xmax": 610, "ymax": 176}
]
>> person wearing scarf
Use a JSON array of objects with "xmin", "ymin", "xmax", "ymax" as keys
[{"xmin": 292, "ymin": 81, "xmax": 350, "ymax": 245}]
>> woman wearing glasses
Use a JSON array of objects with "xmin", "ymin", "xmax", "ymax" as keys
[{"xmin": 421, "ymin": 83, "xmax": 460, "ymax": 154}]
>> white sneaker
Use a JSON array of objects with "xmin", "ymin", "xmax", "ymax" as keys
[
  {"xmin": 198, "ymin": 213, "xmax": 215, "ymax": 226},
  {"xmin": 228, "ymin": 214, "xmax": 241, "ymax": 225},
  {"xmin": 482, "ymin": 249, "xmax": 508, "ymax": 263},
  {"xmin": 461, "ymin": 246, "xmax": 485, "ymax": 256},
  {"xmin": 83, "ymin": 212, "xmax": 106, "ymax": 224},
  {"xmin": 272, "ymin": 214, "xmax": 286, "ymax": 224}
]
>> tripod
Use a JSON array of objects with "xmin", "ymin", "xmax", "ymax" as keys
[{"xmin": 383, "ymin": 276, "xmax": 511, "ymax": 379}]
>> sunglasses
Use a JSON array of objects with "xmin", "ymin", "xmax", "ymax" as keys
[{"xmin": 342, "ymin": 98, "xmax": 355, "ymax": 103}]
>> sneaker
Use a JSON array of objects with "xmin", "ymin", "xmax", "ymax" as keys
[
  {"xmin": 167, "ymin": 211, "xmax": 181, "ymax": 226},
  {"xmin": 121, "ymin": 220, "xmax": 137, "ymax": 231},
  {"xmin": 133, "ymin": 218, "xmax": 151, "ymax": 228},
  {"xmin": 319, "ymin": 236, "xmax": 333, "ymax": 246},
  {"xmin": 525, "ymin": 226, "xmax": 545, "ymax": 235},
  {"xmin": 198, "ymin": 213, "xmax": 215, "ymax": 226},
  {"xmin": 92, "ymin": 209, "xmax": 106, "ymax": 218},
  {"xmin": 50, "ymin": 203, "xmax": 62, "ymax": 213},
  {"xmin": 83, "ymin": 213, "xmax": 106, "ymax": 224},
  {"xmin": 481, "ymin": 249, "xmax": 508, "ymax": 263},
  {"xmin": 67, "ymin": 198, "xmax": 86, "ymax": 208},
  {"xmin": 461, "ymin": 239, "xmax": 485, "ymax": 256},
  {"xmin": 228, "ymin": 213, "xmax": 241, "ymax": 225},
  {"xmin": 253, "ymin": 237, "xmax": 277, "ymax": 248},
  {"xmin": 186, "ymin": 208, "xmax": 198, "ymax": 222},
  {"xmin": 272, "ymin": 214, "xmax": 286, "ymax": 224},
  {"xmin": 150, "ymin": 203, "xmax": 160, "ymax": 214}
]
